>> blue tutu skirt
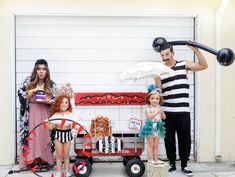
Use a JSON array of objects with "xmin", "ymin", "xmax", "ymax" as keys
[
  {"xmin": 139, "ymin": 120, "xmax": 166, "ymax": 138},
  {"xmin": 139, "ymin": 121, "xmax": 154, "ymax": 137}
]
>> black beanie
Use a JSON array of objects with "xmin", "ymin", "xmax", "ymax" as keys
[{"xmin": 34, "ymin": 59, "xmax": 48, "ymax": 67}]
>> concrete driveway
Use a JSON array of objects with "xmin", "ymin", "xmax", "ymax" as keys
[{"xmin": 1, "ymin": 161, "xmax": 235, "ymax": 177}]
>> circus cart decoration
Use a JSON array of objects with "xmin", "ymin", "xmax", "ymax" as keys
[{"xmin": 73, "ymin": 92, "xmax": 147, "ymax": 177}]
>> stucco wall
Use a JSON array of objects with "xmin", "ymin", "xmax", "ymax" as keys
[
  {"xmin": 1, "ymin": 0, "xmax": 235, "ymax": 165},
  {"xmin": 220, "ymin": 0, "xmax": 235, "ymax": 161}
]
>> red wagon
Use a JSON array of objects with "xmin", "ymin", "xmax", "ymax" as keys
[{"xmin": 73, "ymin": 92, "xmax": 147, "ymax": 177}]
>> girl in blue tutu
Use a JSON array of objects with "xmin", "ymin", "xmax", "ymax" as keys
[{"xmin": 139, "ymin": 84, "xmax": 166, "ymax": 165}]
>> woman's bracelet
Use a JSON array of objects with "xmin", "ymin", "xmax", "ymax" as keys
[{"xmin": 27, "ymin": 90, "xmax": 34, "ymax": 97}]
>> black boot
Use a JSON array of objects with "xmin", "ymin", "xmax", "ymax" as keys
[{"xmin": 168, "ymin": 161, "xmax": 176, "ymax": 172}]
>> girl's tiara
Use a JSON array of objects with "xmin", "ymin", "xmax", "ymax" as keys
[{"xmin": 56, "ymin": 83, "xmax": 74, "ymax": 98}]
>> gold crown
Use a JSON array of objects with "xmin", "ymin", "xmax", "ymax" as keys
[{"xmin": 56, "ymin": 83, "xmax": 74, "ymax": 98}]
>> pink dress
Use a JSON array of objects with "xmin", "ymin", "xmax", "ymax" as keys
[{"xmin": 19, "ymin": 95, "xmax": 54, "ymax": 169}]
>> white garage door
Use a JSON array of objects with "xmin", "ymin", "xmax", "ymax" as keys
[{"xmin": 15, "ymin": 15, "xmax": 196, "ymax": 161}]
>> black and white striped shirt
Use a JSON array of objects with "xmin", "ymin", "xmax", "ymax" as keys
[{"xmin": 160, "ymin": 60, "xmax": 190, "ymax": 113}]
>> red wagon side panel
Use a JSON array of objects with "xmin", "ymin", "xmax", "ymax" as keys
[{"xmin": 76, "ymin": 149, "xmax": 143, "ymax": 157}]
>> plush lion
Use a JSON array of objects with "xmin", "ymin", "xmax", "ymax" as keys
[{"xmin": 90, "ymin": 115, "xmax": 112, "ymax": 138}]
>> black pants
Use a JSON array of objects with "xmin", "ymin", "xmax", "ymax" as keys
[{"xmin": 164, "ymin": 112, "xmax": 191, "ymax": 168}]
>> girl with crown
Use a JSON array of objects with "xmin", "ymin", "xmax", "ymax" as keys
[
  {"xmin": 139, "ymin": 84, "xmax": 166, "ymax": 165},
  {"xmin": 46, "ymin": 83, "xmax": 76, "ymax": 177}
]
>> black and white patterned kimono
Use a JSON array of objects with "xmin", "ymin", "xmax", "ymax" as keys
[{"xmin": 18, "ymin": 76, "xmax": 57, "ymax": 148}]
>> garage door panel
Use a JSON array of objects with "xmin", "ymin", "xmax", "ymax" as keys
[
  {"xmin": 16, "ymin": 16, "xmax": 194, "ymax": 27},
  {"xmin": 17, "ymin": 25, "xmax": 193, "ymax": 39},
  {"xmin": 16, "ymin": 36, "xmax": 154, "ymax": 49},
  {"xmin": 16, "ymin": 48, "xmax": 192, "ymax": 62},
  {"xmin": 17, "ymin": 36, "xmax": 194, "ymax": 49}
]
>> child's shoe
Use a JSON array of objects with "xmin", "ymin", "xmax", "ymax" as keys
[
  {"xmin": 154, "ymin": 159, "xmax": 164, "ymax": 164},
  {"xmin": 55, "ymin": 172, "xmax": 61, "ymax": 177},
  {"xmin": 65, "ymin": 171, "xmax": 72, "ymax": 177},
  {"xmin": 147, "ymin": 160, "xmax": 157, "ymax": 165}
]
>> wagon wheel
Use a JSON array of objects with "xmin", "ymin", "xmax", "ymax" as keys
[
  {"xmin": 122, "ymin": 156, "xmax": 140, "ymax": 167},
  {"xmin": 125, "ymin": 158, "xmax": 145, "ymax": 177},
  {"xmin": 75, "ymin": 156, "xmax": 94, "ymax": 166},
  {"xmin": 123, "ymin": 157, "xmax": 129, "ymax": 167},
  {"xmin": 73, "ymin": 159, "xmax": 92, "ymax": 177}
]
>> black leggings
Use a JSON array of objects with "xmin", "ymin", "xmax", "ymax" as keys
[{"xmin": 164, "ymin": 112, "xmax": 191, "ymax": 168}]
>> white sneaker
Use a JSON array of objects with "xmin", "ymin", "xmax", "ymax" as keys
[
  {"xmin": 65, "ymin": 171, "xmax": 72, "ymax": 177},
  {"xmin": 55, "ymin": 172, "xmax": 61, "ymax": 177},
  {"xmin": 154, "ymin": 159, "xmax": 164, "ymax": 164},
  {"xmin": 181, "ymin": 167, "xmax": 193, "ymax": 176},
  {"xmin": 148, "ymin": 160, "xmax": 158, "ymax": 165}
]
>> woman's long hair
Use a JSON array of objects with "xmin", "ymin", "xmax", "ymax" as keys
[
  {"xmin": 50, "ymin": 95, "xmax": 72, "ymax": 115},
  {"xmin": 27, "ymin": 63, "xmax": 52, "ymax": 95}
]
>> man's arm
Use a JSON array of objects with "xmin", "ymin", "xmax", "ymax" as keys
[
  {"xmin": 186, "ymin": 47, "xmax": 208, "ymax": 72},
  {"xmin": 154, "ymin": 75, "xmax": 162, "ymax": 88}
]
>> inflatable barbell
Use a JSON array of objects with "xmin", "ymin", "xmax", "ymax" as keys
[{"xmin": 152, "ymin": 37, "xmax": 234, "ymax": 66}]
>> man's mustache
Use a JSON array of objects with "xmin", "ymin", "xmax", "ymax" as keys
[{"xmin": 162, "ymin": 59, "xmax": 170, "ymax": 62}]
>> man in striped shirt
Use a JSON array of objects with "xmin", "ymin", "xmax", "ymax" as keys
[{"xmin": 155, "ymin": 43, "xmax": 208, "ymax": 176}]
